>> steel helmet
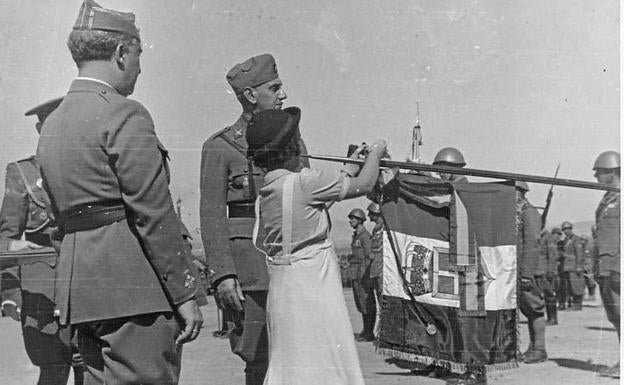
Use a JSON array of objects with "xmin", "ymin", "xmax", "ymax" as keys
[
  {"xmin": 593, "ymin": 151, "xmax": 620, "ymax": 170},
  {"xmin": 551, "ymin": 227, "xmax": 562, "ymax": 235},
  {"xmin": 348, "ymin": 208, "xmax": 366, "ymax": 222},
  {"xmin": 433, "ymin": 147, "xmax": 466, "ymax": 167},
  {"xmin": 367, "ymin": 202, "xmax": 381, "ymax": 215},
  {"xmin": 515, "ymin": 181, "xmax": 530, "ymax": 192},
  {"xmin": 561, "ymin": 221, "xmax": 573, "ymax": 230}
]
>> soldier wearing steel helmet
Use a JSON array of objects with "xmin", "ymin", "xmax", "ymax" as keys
[
  {"xmin": 348, "ymin": 208, "xmax": 375, "ymax": 341},
  {"xmin": 592, "ymin": 150, "xmax": 620, "ymax": 378},
  {"xmin": 432, "ymin": 147, "xmax": 468, "ymax": 183},
  {"xmin": 560, "ymin": 221, "xmax": 585, "ymax": 310}
]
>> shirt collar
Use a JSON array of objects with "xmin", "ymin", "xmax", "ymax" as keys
[
  {"xmin": 75, "ymin": 77, "xmax": 115, "ymax": 89},
  {"xmin": 264, "ymin": 169, "xmax": 292, "ymax": 185}
]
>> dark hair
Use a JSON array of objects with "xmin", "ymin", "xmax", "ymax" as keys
[
  {"xmin": 252, "ymin": 134, "xmax": 300, "ymax": 171},
  {"xmin": 67, "ymin": 30, "xmax": 138, "ymax": 67}
]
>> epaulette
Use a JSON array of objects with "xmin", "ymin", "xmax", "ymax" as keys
[{"xmin": 207, "ymin": 126, "xmax": 232, "ymax": 142}]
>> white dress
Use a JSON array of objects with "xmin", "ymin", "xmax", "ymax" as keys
[{"xmin": 255, "ymin": 169, "xmax": 365, "ymax": 385}]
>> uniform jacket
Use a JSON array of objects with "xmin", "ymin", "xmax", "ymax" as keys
[
  {"xmin": 517, "ymin": 198, "xmax": 541, "ymax": 279},
  {"xmin": 369, "ymin": 223, "xmax": 383, "ymax": 278},
  {"xmin": 595, "ymin": 191, "xmax": 620, "ymax": 274},
  {"xmin": 37, "ymin": 79, "xmax": 198, "ymax": 324},
  {"xmin": 199, "ymin": 113, "xmax": 308, "ymax": 291},
  {"xmin": 538, "ymin": 231, "xmax": 558, "ymax": 275},
  {"xmin": 561, "ymin": 233, "xmax": 584, "ymax": 272},
  {"xmin": 350, "ymin": 226, "xmax": 372, "ymax": 269},
  {"xmin": 0, "ymin": 158, "xmax": 57, "ymax": 303}
]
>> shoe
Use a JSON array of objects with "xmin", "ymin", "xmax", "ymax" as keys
[
  {"xmin": 523, "ymin": 350, "xmax": 548, "ymax": 364},
  {"xmin": 599, "ymin": 362, "xmax": 620, "ymax": 378},
  {"xmin": 545, "ymin": 319, "xmax": 558, "ymax": 326},
  {"xmin": 445, "ymin": 372, "xmax": 487, "ymax": 385}
]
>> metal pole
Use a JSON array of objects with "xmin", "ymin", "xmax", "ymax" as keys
[{"xmin": 301, "ymin": 154, "xmax": 619, "ymax": 192}]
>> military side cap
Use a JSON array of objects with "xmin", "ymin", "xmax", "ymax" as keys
[
  {"xmin": 73, "ymin": 0, "xmax": 140, "ymax": 41},
  {"xmin": 25, "ymin": 97, "xmax": 64, "ymax": 121},
  {"xmin": 227, "ymin": 54, "xmax": 278, "ymax": 95},
  {"xmin": 247, "ymin": 107, "xmax": 301, "ymax": 159}
]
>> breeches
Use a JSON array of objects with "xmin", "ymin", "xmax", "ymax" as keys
[
  {"xmin": 598, "ymin": 272, "xmax": 620, "ymax": 333},
  {"xmin": 75, "ymin": 312, "xmax": 181, "ymax": 385},
  {"xmin": 519, "ymin": 279, "xmax": 545, "ymax": 318}
]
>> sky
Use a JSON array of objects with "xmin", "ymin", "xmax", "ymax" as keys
[{"xmin": 0, "ymin": 0, "xmax": 619, "ymax": 244}]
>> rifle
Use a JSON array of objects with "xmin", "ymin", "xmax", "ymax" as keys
[
  {"xmin": 0, "ymin": 247, "xmax": 57, "ymax": 269},
  {"xmin": 541, "ymin": 163, "xmax": 560, "ymax": 229},
  {"xmin": 301, "ymin": 154, "xmax": 619, "ymax": 192}
]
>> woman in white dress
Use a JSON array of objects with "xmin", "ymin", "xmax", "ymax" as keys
[{"xmin": 246, "ymin": 106, "xmax": 387, "ymax": 385}]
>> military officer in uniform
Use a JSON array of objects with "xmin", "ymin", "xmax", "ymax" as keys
[
  {"xmin": 0, "ymin": 98, "xmax": 84, "ymax": 385},
  {"xmin": 592, "ymin": 151, "xmax": 620, "ymax": 379},
  {"xmin": 560, "ymin": 221, "xmax": 585, "ymax": 310},
  {"xmin": 200, "ymin": 53, "xmax": 308, "ymax": 385},
  {"xmin": 348, "ymin": 208, "xmax": 375, "ymax": 341},
  {"xmin": 516, "ymin": 181, "xmax": 548, "ymax": 364},
  {"xmin": 37, "ymin": 1, "xmax": 202, "ymax": 383},
  {"xmin": 432, "ymin": 147, "xmax": 469, "ymax": 183}
]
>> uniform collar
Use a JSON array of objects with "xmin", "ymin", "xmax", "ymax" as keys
[
  {"xmin": 69, "ymin": 78, "xmax": 118, "ymax": 95},
  {"xmin": 231, "ymin": 113, "xmax": 252, "ymax": 139}
]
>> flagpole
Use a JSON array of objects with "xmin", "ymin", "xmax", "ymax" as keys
[{"xmin": 301, "ymin": 154, "xmax": 619, "ymax": 192}]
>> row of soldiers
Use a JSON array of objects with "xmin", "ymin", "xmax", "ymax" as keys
[{"xmin": 345, "ymin": 147, "xmax": 620, "ymax": 385}]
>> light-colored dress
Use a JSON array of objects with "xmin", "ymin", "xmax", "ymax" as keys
[{"xmin": 254, "ymin": 168, "xmax": 365, "ymax": 385}]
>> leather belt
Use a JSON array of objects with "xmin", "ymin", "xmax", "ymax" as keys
[
  {"xmin": 58, "ymin": 200, "xmax": 126, "ymax": 234},
  {"xmin": 228, "ymin": 202, "xmax": 255, "ymax": 218}
]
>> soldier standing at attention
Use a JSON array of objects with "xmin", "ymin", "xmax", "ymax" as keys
[
  {"xmin": 540, "ymin": 229, "xmax": 559, "ymax": 325},
  {"xmin": 579, "ymin": 234, "xmax": 597, "ymax": 301},
  {"xmin": 37, "ymin": 1, "xmax": 202, "ymax": 383},
  {"xmin": 592, "ymin": 151, "xmax": 620, "ymax": 379},
  {"xmin": 516, "ymin": 181, "xmax": 548, "ymax": 364},
  {"xmin": 200, "ymin": 53, "xmax": 308, "ymax": 385},
  {"xmin": 348, "ymin": 208, "xmax": 375, "ymax": 341},
  {"xmin": 0, "ymin": 98, "xmax": 84, "ymax": 385},
  {"xmin": 560, "ymin": 221, "xmax": 585, "ymax": 310},
  {"xmin": 432, "ymin": 147, "xmax": 469, "ymax": 183}
]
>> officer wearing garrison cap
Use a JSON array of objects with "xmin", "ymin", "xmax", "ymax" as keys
[
  {"xmin": 37, "ymin": 1, "xmax": 202, "ymax": 384},
  {"xmin": 200, "ymin": 54, "xmax": 308, "ymax": 385},
  {"xmin": 0, "ymin": 98, "xmax": 84, "ymax": 385}
]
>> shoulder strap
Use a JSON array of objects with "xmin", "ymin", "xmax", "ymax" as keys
[
  {"xmin": 281, "ymin": 173, "xmax": 296, "ymax": 256},
  {"xmin": 13, "ymin": 162, "xmax": 46, "ymax": 208},
  {"xmin": 217, "ymin": 130, "xmax": 247, "ymax": 157}
]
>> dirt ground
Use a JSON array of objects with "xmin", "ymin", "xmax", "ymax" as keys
[{"xmin": 1, "ymin": 289, "xmax": 619, "ymax": 385}]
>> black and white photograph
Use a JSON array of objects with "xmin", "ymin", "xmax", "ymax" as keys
[{"xmin": 0, "ymin": 1, "xmax": 620, "ymax": 384}]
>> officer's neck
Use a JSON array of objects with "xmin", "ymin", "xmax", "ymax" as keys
[{"xmin": 77, "ymin": 62, "xmax": 120, "ymax": 92}]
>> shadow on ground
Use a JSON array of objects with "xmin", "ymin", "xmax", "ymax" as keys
[
  {"xmin": 551, "ymin": 358, "xmax": 609, "ymax": 373},
  {"xmin": 586, "ymin": 326, "xmax": 617, "ymax": 332}
]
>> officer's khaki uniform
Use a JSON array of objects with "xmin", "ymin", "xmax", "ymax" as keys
[{"xmin": 37, "ymin": 79, "xmax": 199, "ymax": 384}]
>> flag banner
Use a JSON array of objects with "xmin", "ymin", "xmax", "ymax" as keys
[{"xmin": 377, "ymin": 174, "xmax": 518, "ymax": 373}]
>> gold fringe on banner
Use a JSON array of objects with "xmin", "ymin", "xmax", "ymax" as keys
[{"xmin": 377, "ymin": 347, "xmax": 519, "ymax": 374}]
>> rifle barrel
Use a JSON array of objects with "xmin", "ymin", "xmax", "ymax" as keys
[{"xmin": 302, "ymin": 154, "xmax": 619, "ymax": 192}]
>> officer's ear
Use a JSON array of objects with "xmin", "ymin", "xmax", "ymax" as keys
[
  {"xmin": 113, "ymin": 44, "xmax": 127, "ymax": 70},
  {"xmin": 241, "ymin": 87, "xmax": 257, "ymax": 105}
]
